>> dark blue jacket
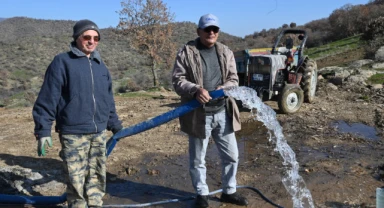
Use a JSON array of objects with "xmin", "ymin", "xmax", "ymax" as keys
[{"xmin": 33, "ymin": 43, "xmax": 122, "ymax": 139}]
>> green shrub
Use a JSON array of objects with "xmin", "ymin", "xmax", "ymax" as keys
[
  {"xmin": 360, "ymin": 95, "xmax": 371, "ymax": 102},
  {"xmin": 368, "ymin": 73, "xmax": 384, "ymax": 84}
]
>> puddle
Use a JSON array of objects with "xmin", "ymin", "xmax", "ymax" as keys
[
  {"xmin": 235, "ymin": 121, "xmax": 271, "ymax": 162},
  {"xmin": 331, "ymin": 120, "xmax": 380, "ymax": 140},
  {"xmin": 297, "ymin": 146, "xmax": 329, "ymax": 161},
  {"xmin": 105, "ymin": 179, "xmax": 194, "ymax": 206}
]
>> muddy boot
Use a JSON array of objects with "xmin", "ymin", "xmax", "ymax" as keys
[
  {"xmin": 195, "ymin": 195, "xmax": 209, "ymax": 208},
  {"xmin": 220, "ymin": 192, "xmax": 248, "ymax": 206}
]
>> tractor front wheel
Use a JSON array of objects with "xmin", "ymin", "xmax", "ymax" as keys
[{"xmin": 278, "ymin": 85, "xmax": 304, "ymax": 114}]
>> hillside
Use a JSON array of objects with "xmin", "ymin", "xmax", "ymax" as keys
[
  {"xmin": 0, "ymin": 17, "xmax": 248, "ymax": 107},
  {"xmin": 0, "ymin": 15, "xmax": 372, "ymax": 108},
  {"xmin": 306, "ymin": 35, "xmax": 366, "ymax": 69},
  {"xmin": 0, "ymin": 18, "xmax": 129, "ymax": 105}
]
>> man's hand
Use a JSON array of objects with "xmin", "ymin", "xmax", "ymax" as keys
[
  {"xmin": 195, "ymin": 88, "xmax": 211, "ymax": 104},
  {"xmin": 216, "ymin": 85, "xmax": 224, "ymax": 90},
  {"xmin": 37, "ymin": 137, "xmax": 53, "ymax": 156}
]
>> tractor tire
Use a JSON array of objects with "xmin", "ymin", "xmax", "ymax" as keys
[
  {"xmin": 278, "ymin": 85, "xmax": 304, "ymax": 114},
  {"xmin": 302, "ymin": 59, "xmax": 318, "ymax": 103}
]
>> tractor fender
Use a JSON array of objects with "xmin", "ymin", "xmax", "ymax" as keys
[{"xmin": 297, "ymin": 55, "xmax": 309, "ymax": 72}]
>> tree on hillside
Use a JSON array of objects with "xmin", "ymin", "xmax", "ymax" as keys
[
  {"xmin": 352, "ymin": 5, "xmax": 369, "ymax": 33},
  {"xmin": 117, "ymin": 0, "xmax": 176, "ymax": 87},
  {"xmin": 304, "ymin": 18, "xmax": 332, "ymax": 47},
  {"xmin": 329, "ymin": 4, "xmax": 356, "ymax": 40},
  {"xmin": 361, "ymin": 16, "xmax": 384, "ymax": 58},
  {"xmin": 369, "ymin": 0, "xmax": 384, "ymax": 5}
]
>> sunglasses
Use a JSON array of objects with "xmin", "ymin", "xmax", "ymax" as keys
[
  {"xmin": 82, "ymin": 35, "xmax": 99, "ymax": 42},
  {"xmin": 203, "ymin": 26, "xmax": 219, "ymax": 33}
]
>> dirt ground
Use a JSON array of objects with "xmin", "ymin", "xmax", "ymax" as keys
[{"xmin": 0, "ymin": 77, "xmax": 383, "ymax": 208}]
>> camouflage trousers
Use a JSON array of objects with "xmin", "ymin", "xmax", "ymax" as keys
[{"xmin": 59, "ymin": 130, "xmax": 107, "ymax": 208}]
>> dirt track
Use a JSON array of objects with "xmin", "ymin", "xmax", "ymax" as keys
[{"xmin": 0, "ymin": 78, "xmax": 383, "ymax": 208}]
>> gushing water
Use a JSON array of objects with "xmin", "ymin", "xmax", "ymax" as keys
[{"xmin": 224, "ymin": 86, "xmax": 314, "ymax": 208}]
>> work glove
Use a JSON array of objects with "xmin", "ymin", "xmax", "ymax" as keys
[
  {"xmin": 37, "ymin": 137, "xmax": 53, "ymax": 156},
  {"xmin": 112, "ymin": 127, "xmax": 123, "ymax": 135}
]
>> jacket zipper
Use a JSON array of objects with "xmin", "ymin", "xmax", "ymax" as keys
[{"xmin": 89, "ymin": 58, "xmax": 98, "ymax": 132}]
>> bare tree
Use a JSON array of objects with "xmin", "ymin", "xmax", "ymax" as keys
[
  {"xmin": 369, "ymin": 0, "xmax": 384, "ymax": 5},
  {"xmin": 329, "ymin": 4, "xmax": 356, "ymax": 39},
  {"xmin": 117, "ymin": 0, "xmax": 176, "ymax": 87}
]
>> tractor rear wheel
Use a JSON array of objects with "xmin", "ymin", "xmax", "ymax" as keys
[
  {"xmin": 302, "ymin": 59, "xmax": 318, "ymax": 103},
  {"xmin": 278, "ymin": 85, "xmax": 304, "ymax": 114}
]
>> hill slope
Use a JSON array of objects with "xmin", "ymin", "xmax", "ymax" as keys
[
  {"xmin": 0, "ymin": 17, "xmax": 367, "ymax": 107},
  {"xmin": 0, "ymin": 17, "xmax": 246, "ymax": 107}
]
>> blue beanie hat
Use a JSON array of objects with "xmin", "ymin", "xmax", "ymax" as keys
[{"xmin": 72, "ymin": 19, "xmax": 101, "ymax": 41}]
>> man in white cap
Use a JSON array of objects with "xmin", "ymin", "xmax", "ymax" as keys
[{"xmin": 172, "ymin": 14, "xmax": 248, "ymax": 208}]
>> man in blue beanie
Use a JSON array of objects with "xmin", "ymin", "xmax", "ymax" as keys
[{"xmin": 33, "ymin": 19, "xmax": 122, "ymax": 208}]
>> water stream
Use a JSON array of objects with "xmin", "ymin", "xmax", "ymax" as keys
[{"xmin": 224, "ymin": 86, "xmax": 314, "ymax": 208}]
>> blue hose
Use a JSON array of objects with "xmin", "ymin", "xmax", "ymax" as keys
[
  {"xmin": 0, "ymin": 90, "xmax": 225, "ymax": 205},
  {"xmin": 106, "ymin": 89, "xmax": 225, "ymax": 156},
  {"xmin": 0, "ymin": 194, "xmax": 67, "ymax": 205}
]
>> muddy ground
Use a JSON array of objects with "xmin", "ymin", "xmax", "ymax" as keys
[{"xmin": 0, "ymin": 77, "xmax": 383, "ymax": 208}]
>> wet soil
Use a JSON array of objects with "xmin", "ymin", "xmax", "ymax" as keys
[{"xmin": 0, "ymin": 78, "xmax": 383, "ymax": 208}]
